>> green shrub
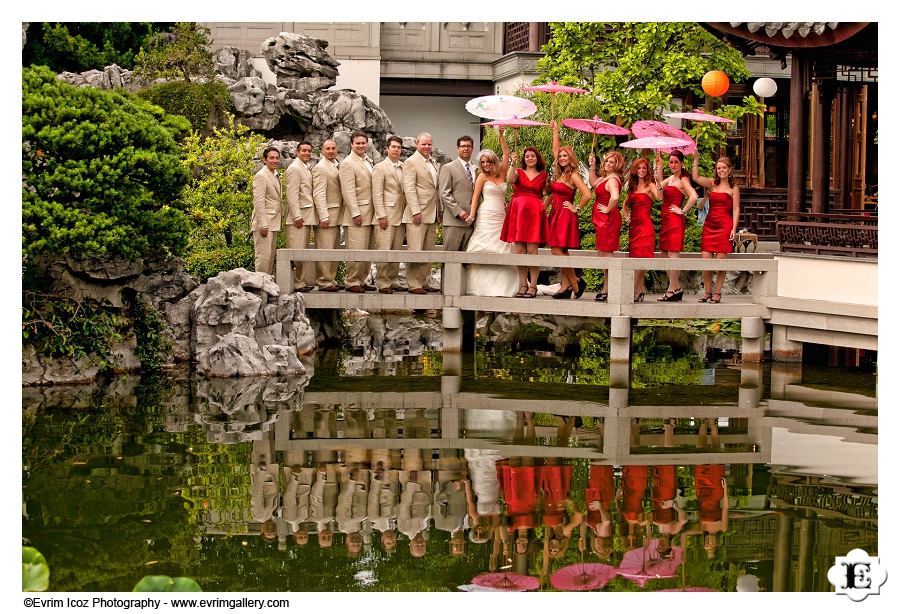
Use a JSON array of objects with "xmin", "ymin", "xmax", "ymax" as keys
[
  {"xmin": 22, "ymin": 65, "xmax": 191, "ymax": 264},
  {"xmin": 137, "ymin": 80, "xmax": 233, "ymax": 134}
]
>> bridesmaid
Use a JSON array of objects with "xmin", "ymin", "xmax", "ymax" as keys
[
  {"xmin": 547, "ymin": 120, "xmax": 593, "ymax": 299},
  {"xmin": 501, "ymin": 133, "xmax": 550, "ymax": 298},
  {"xmin": 588, "ymin": 150, "xmax": 624, "ymax": 302},
  {"xmin": 622, "ymin": 157, "xmax": 660, "ymax": 302},
  {"xmin": 654, "ymin": 150, "xmax": 698, "ymax": 301},
  {"xmin": 692, "ymin": 156, "xmax": 740, "ymax": 303}
]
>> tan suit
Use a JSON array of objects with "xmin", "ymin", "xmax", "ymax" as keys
[
  {"xmin": 339, "ymin": 151, "xmax": 375, "ymax": 288},
  {"xmin": 401, "ymin": 151, "xmax": 440, "ymax": 290},
  {"xmin": 251, "ymin": 166, "xmax": 283, "ymax": 275},
  {"xmin": 284, "ymin": 158, "xmax": 317, "ymax": 290},
  {"xmin": 312, "ymin": 157, "xmax": 344, "ymax": 288},
  {"xmin": 439, "ymin": 158, "xmax": 476, "ymax": 251},
  {"xmin": 372, "ymin": 158, "xmax": 407, "ymax": 290}
]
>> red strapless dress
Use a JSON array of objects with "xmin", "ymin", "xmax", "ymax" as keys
[
  {"xmin": 539, "ymin": 464, "xmax": 573, "ymax": 526},
  {"xmin": 501, "ymin": 169, "xmax": 549, "ymax": 244},
  {"xmin": 701, "ymin": 191, "xmax": 734, "ymax": 253},
  {"xmin": 621, "ymin": 465, "xmax": 648, "ymax": 522},
  {"xmin": 627, "ymin": 192, "xmax": 655, "ymax": 258},
  {"xmin": 592, "ymin": 177, "xmax": 622, "ymax": 252},
  {"xmin": 584, "ymin": 465, "xmax": 614, "ymax": 529},
  {"xmin": 659, "ymin": 185, "xmax": 686, "ymax": 252},
  {"xmin": 547, "ymin": 181, "xmax": 580, "ymax": 249},
  {"xmin": 651, "ymin": 465, "xmax": 678, "ymax": 523},
  {"xmin": 694, "ymin": 464, "xmax": 725, "ymax": 522},
  {"xmin": 497, "ymin": 463, "xmax": 538, "ymax": 530}
]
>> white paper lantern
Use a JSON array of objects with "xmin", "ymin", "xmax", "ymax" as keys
[{"xmin": 753, "ymin": 78, "xmax": 778, "ymax": 98}]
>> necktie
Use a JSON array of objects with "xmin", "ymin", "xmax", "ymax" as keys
[{"xmin": 464, "ymin": 162, "xmax": 473, "ymax": 186}]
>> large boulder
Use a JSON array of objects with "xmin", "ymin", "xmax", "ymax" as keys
[
  {"xmin": 213, "ymin": 47, "xmax": 258, "ymax": 80},
  {"xmin": 260, "ymin": 32, "xmax": 340, "ymax": 87},
  {"xmin": 192, "ymin": 268, "xmax": 316, "ymax": 377}
]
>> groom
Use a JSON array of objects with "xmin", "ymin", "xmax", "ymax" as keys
[{"xmin": 439, "ymin": 135, "xmax": 477, "ymax": 252}]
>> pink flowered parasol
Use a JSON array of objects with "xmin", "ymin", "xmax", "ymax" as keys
[
  {"xmin": 472, "ymin": 572, "xmax": 540, "ymax": 592},
  {"xmin": 563, "ymin": 116, "xmax": 631, "ymax": 152},
  {"xmin": 630, "ymin": 120, "xmax": 698, "ymax": 154},
  {"xmin": 482, "ymin": 117, "xmax": 548, "ymax": 152},
  {"xmin": 618, "ymin": 539, "xmax": 684, "ymax": 587},
  {"xmin": 664, "ymin": 110, "xmax": 735, "ymax": 124},
  {"xmin": 551, "ymin": 563, "xmax": 618, "ymax": 591},
  {"xmin": 465, "ymin": 95, "xmax": 537, "ymax": 120},
  {"xmin": 522, "ymin": 81, "xmax": 589, "ymax": 119},
  {"xmin": 619, "ymin": 136, "xmax": 693, "ymax": 151}
]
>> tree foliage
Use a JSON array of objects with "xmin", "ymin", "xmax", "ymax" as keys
[
  {"xmin": 22, "ymin": 22, "xmax": 173, "ymax": 73},
  {"xmin": 135, "ymin": 22, "xmax": 216, "ymax": 83},
  {"xmin": 137, "ymin": 80, "xmax": 234, "ymax": 134},
  {"xmin": 179, "ymin": 118, "xmax": 267, "ymax": 279},
  {"xmin": 22, "ymin": 65, "xmax": 191, "ymax": 264}
]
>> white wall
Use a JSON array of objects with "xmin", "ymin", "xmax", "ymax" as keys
[
  {"xmin": 334, "ymin": 60, "xmax": 382, "ymax": 104},
  {"xmin": 775, "ymin": 254, "xmax": 878, "ymax": 306},
  {"xmin": 379, "ymin": 95, "xmax": 484, "ymax": 154}
]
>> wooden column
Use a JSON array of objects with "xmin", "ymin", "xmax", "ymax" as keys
[
  {"xmin": 835, "ymin": 86, "xmax": 852, "ymax": 209},
  {"xmin": 787, "ymin": 54, "xmax": 809, "ymax": 213},
  {"xmin": 528, "ymin": 23, "xmax": 541, "ymax": 51},
  {"xmin": 810, "ymin": 81, "xmax": 831, "ymax": 214}
]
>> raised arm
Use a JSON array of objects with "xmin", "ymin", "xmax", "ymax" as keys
[
  {"xmin": 588, "ymin": 153, "xmax": 599, "ymax": 186},
  {"xmin": 730, "ymin": 186, "xmax": 741, "ymax": 241},
  {"xmin": 497, "ymin": 127, "xmax": 511, "ymax": 177},
  {"xmin": 692, "ymin": 155, "xmax": 715, "ymax": 189},
  {"xmin": 654, "ymin": 151, "xmax": 664, "ymax": 188}
]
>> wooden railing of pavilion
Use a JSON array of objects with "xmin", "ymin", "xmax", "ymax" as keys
[{"xmin": 776, "ymin": 212, "xmax": 877, "ymax": 256}]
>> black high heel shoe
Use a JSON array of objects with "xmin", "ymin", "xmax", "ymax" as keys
[
  {"xmin": 657, "ymin": 287, "xmax": 684, "ymax": 302},
  {"xmin": 594, "ymin": 292, "xmax": 608, "ymax": 302},
  {"xmin": 574, "ymin": 277, "xmax": 587, "ymax": 299},
  {"xmin": 553, "ymin": 287, "xmax": 573, "ymax": 299},
  {"xmin": 634, "ymin": 292, "xmax": 645, "ymax": 302}
]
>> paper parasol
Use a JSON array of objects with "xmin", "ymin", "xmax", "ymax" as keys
[
  {"xmin": 563, "ymin": 116, "xmax": 631, "ymax": 152},
  {"xmin": 522, "ymin": 81, "xmax": 589, "ymax": 119},
  {"xmin": 664, "ymin": 110, "xmax": 735, "ymax": 124},
  {"xmin": 618, "ymin": 540, "xmax": 684, "ymax": 587},
  {"xmin": 471, "ymin": 572, "xmax": 540, "ymax": 592},
  {"xmin": 466, "ymin": 95, "xmax": 537, "ymax": 120},
  {"xmin": 481, "ymin": 117, "xmax": 548, "ymax": 152},
  {"xmin": 655, "ymin": 587, "xmax": 719, "ymax": 592},
  {"xmin": 550, "ymin": 563, "xmax": 618, "ymax": 591},
  {"xmin": 619, "ymin": 136, "xmax": 693, "ymax": 151},
  {"xmin": 630, "ymin": 120, "xmax": 697, "ymax": 154}
]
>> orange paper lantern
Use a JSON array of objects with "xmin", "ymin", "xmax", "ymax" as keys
[{"xmin": 701, "ymin": 71, "xmax": 730, "ymax": 97}]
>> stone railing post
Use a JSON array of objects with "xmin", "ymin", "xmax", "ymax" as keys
[
  {"xmin": 442, "ymin": 261, "xmax": 464, "ymax": 352},
  {"xmin": 740, "ymin": 316, "xmax": 765, "ymax": 362},
  {"xmin": 275, "ymin": 251, "xmax": 292, "ymax": 295}
]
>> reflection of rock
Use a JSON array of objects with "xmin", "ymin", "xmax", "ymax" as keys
[
  {"xmin": 483, "ymin": 314, "xmax": 609, "ymax": 353},
  {"xmin": 192, "ymin": 268, "xmax": 316, "ymax": 377},
  {"xmin": 343, "ymin": 315, "xmax": 442, "ymax": 374},
  {"xmin": 189, "ymin": 374, "xmax": 310, "ymax": 443}
]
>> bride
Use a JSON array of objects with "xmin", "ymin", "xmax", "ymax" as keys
[{"xmin": 465, "ymin": 136, "xmax": 520, "ymax": 297}]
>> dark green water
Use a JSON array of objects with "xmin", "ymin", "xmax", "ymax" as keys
[{"xmin": 22, "ymin": 324, "xmax": 877, "ymax": 592}]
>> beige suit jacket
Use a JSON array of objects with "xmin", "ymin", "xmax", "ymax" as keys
[
  {"xmin": 439, "ymin": 158, "xmax": 476, "ymax": 227},
  {"xmin": 401, "ymin": 151, "xmax": 440, "ymax": 224},
  {"xmin": 339, "ymin": 151, "xmax": 375, "ymax": 225},
  {"xmin": 285, "ymin": 158, "xmax": 317, "ymax": 226},
  {"xmin": 372, "ymin": 158, "xmax": 406, "ymax": 227},
  {"xmin": 312, "ymin": 158, "xmax": 343, "ymax": 225},
  {"xmin": 251, "ymin": 166, "xmax": 282, "ymax": 231}
]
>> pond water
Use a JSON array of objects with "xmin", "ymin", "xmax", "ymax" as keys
[{"xmin": 22, "ymin": 319, "xmax": 877, "ymax": 592}]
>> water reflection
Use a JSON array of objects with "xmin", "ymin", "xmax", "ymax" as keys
[{"xmin": 22, "ymin": 325, "xmax": 877, "ymax": 592}]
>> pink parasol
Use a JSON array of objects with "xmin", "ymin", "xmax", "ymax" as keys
[
  {"xmin": 551, "ymin": 563, "xmax": 618, "ymax": 591},
  {"xmin": 655, "ymin": 587, "xmax": 719, "ymax": 592},
  {"xmin": 664, "ymin": 110, "xmax": 735, "ymax": 124},
  {"xmin": 619, "ymin": 136, "xmax": 693, "ymax": 151},
  {"xmin": 472, "ymin": 572, "xmax": 540, "ymax": 592},
  {"xmin": 630, "ymin": 120, "xmax": 698, "ymax": 154},
  {"xmin": 522, "ymin": 81, "xmax": 589, "ymax": 119},
  {"xmin": 466, "ymin": 95, "xmax": 537, "ymax": 120},
  {"xmin": 482, "ymin": 117, "xmax": 548, "ymax": 152},
  {"xmin": 563, "ymin": 116, "xmax": 631, "ymax": 152},
  {"xmin": 618, "ymin": 539, "xmax": 684, "ymax": 587}
]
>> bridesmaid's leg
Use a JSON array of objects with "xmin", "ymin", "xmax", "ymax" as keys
[
  {"xmin": 514, "ymin": 242, "xmax": 528, "ymax": 295},
  {"xmin": 700, "ymin": 251, "xmax": 714, "ymax": 301},
  {"xmin": 551, "ymin": 247, "xmax": 571, "ymax": 290},
  {"xmin": 526, "ymin": 243, "xmax": 540, "ymax": 290}
]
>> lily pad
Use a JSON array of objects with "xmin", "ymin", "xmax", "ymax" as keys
[
  {"xmin": 23, "ymin": 547, "xmax": 49, "ymax": 592},
  {"xmin": 133, "ymin": 575, "xmax": 202, "ymax": 592}
]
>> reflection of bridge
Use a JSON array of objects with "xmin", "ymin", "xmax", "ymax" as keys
[
  {"xmin": 270, "ymin": 364, "xmax": 876, "ymax": 480},
  {"xmin": 276, "ymin": 248, "xmax": 877, "ymax": 360}
]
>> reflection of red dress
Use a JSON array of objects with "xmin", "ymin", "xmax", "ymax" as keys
[
  {"xmin": 627, "ymin": 192, "xmax": 655, "ymax": 258},
  {"xmin": 694, "ymin": 465, "xmax": 725, "ymax": 522},
  {"xmin": 585, "ymin": 465, "xmax": 614, "ymax": 530},
  {"xmin": 540, "ymin": 464, "xmax": 574, "ymax": 526},
  {"xmin": 592, "ymin": 177, "xmax": 622, "ymax": 252},
  {"xmin": 651, "ymin": 465, "xmax": 677, "ymax": 523},
  {"xmin": 497, "ymin": 463, "xmax": 539, "ymax": 530},
  {"xmin": 701, "ymin": 191, "xmax": 734, "ymax": 253},
  {"xmin": 501, "ymin": 169, "xmax": 549, "ymax": 244},
  {"xmin": 659, "ymin": 185, "xmax": 686, "ymax": 252},
  {"xmin": 547, "ymin": 181, "xmax": 580, "ymax": 249},
  {"xmin": 621, "ymin": 465, "xmax": 648, "ymax": 522}
]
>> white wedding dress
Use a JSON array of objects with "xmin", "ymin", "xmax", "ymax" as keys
[{"xmin": 465, "ymin": 181, "xmax": 520, "ymax": 297}]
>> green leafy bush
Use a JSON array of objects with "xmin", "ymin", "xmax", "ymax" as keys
[
  {"xmin": 137, "ymin": 80, "xmax": 233, "ymax": 134},
  {"xmin": 135, "ymin": 22, "xmax": 215, "ymax": 83},
  {"xmin": 22, "ymin": 65, "xmax": 191, "ymax": 264}
]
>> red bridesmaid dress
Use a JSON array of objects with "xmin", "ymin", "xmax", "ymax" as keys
[
  {"xmin": 497, "ymin": 463, "xmax": 539, "ymax": 531},
  {"xmin": 547, "ymin": 181, "xmax": 580, "ymax": 249},
  {"xmin": 539, "ymin": 464, "xmax": 573, "ymax": 527},
  {"xmin": 501, "ymin": 169, "xmax": 549, "ymax": 244},
  {"xmin": 701, "ymin": 191, "xmax": 734, "ymax": 253},
  {"xmin": 650, "ymin": 465, "xmax": 678, "ymax": 524},
  {"xmin": 659, "ymin": 185, "xmax": 686, "ymax": 252},
  {"xmin": 584, "ymin": 465, "xmax": 614, "ymax": 532},
  {"xmin": 592, "ymin": 177, "xmax": 622, "ymax": 252},
  {"xmin": 621, "ymin": 465, "xmax": 648, "ymax": 523},
  {"xmin": 626, "ymin": 192, "xmax": 655, "ymax": 258},
  {"xmin": 694, "ymin": 464, "xmax": 726, "ymax": 522}
]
